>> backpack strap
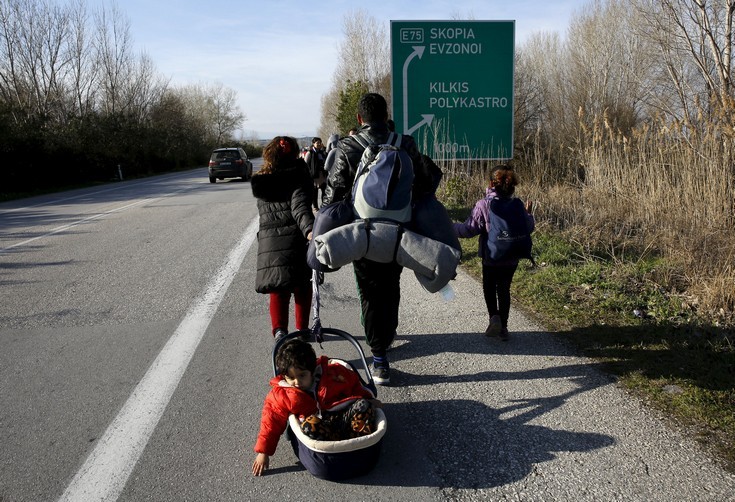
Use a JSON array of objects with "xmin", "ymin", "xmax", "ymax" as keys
[
  {"xmin": 353, "ymin": 131, "xmax": 371, "ymax": 149},
  {"xmin": 354, "ymin": 130, "xmax": 400, "ymax": 149}
]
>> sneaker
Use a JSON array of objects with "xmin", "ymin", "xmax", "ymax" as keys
[
  {"xmin": 274, "ymin": 328, "xmax": 288, "ymax": 343},
  {"xmin": 371, "ymin": 362, "xmax": 391, "ymax": 386},
  {"xmin": 499, "ymin": 328, "xmax": 509, "ymax": 341},
  {"xmin": 485, "ymin": 315, "xmax": 502, "ymax": 337}
]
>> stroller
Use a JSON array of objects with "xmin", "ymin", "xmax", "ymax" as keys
[{"xmin": 270, "ymin": 272, "xmax": 387, "ymax": 481}]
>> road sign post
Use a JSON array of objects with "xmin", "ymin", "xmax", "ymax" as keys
[{"xmin": 391, "ymin": 21, "xmax": 515, "ymax": 160}]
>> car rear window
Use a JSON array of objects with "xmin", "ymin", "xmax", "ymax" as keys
[{"xmin": 212, "ymin": 151, "xmax": 239, "ymax": 160}]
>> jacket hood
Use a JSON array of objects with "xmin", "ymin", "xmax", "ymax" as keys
[
  {"xmin": 251, "ymin": 158, "xmax": 311, "ymax": 202},
  {"xmin": 326, "ymin": 134, "xmax": 340, "ymax": 152}
]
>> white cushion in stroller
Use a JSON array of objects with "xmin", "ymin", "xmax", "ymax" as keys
[{"xmin": 287, "ymin": 408, "xmax": 387, "ymax": 454}]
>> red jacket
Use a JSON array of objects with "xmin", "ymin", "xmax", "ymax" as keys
[{"xmin": 254, "ymin": 356, "xmax": 374, "ymax": 455}]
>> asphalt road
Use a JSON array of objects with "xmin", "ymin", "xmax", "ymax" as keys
[{"xmin": 1, "ymin": 164, "xmax": 733, "ymax": 501}]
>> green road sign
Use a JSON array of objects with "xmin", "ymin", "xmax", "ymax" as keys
[{"xmin": 391, "ymin": 20, "xmax": 515, "ymax": 160}]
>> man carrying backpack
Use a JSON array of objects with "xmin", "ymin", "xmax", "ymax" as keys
[{"xmin": 322, "ymin": 93, "xmax": 432, "ymax": 385}]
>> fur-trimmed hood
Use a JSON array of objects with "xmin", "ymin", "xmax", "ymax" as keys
[{"xmin": 251, "ymin": 158, "xmax": 312, "ymax": 202}]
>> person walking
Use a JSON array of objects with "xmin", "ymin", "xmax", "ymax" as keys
[
  {"xmin": 321, "ymin": 93, "xmax": 432, "ymax": 385},
  {"xmin": 304, "ymin": 137, "xmax": 327, "ymax": 211},
  {"xmin": 251, "ymin": 136, "xmax": 315, "ymax": 342},
  {"xmin": 453, "ymin": 165, "xmax": 535, "ymax": 341}
]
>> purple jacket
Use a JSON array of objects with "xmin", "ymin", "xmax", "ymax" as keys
[{"xmin": 453, "ymin": 188, "xmax": 535, "ymax": 266}]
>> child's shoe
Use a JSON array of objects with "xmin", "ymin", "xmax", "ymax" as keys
[
  {"xmin": 273, "ymin": 328, "xmax": 288, "ymax": 343},
  {"xmin": 485, "ymin": 315, "xmax": 502, "ymax": 337}
]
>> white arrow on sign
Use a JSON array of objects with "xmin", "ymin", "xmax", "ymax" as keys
[
  {"xmin": 402, "ymin": 45, "xmax": 425, "ymax": 133},
  {"xmin": 406, "ymin": 113, "xmax": 434, "ymax": 135}
]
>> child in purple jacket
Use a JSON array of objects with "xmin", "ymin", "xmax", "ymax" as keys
[{"xmin": 454, "ymin": 165, "xmax": 534, "ymax": 340}]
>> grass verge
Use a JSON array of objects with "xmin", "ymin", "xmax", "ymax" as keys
[{"xmin": 451, "ymin": 210, "xmax": 735, "ymax": 473}]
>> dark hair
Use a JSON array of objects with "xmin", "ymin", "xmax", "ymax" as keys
[
  {"xmin": 358, "ymin": 93, "xmax": 388, "ymax": 123},
  {"xmin": 275, "ymin": 339, "xmax": 317, "ymax": 375},
  {"xmin": 386, "ymin": 119, "xmax": 395, "ymax": 132},
  {"xmin": 311, "ymin": 137, "xmax": 322, "ymax": 144},
  {"xmin": 489, "ymin": 164, "xmax": 519, "ymax": 196},
  {"xmin": 260, "ymin": 136, "xmax": 299, "ymax": 173}
]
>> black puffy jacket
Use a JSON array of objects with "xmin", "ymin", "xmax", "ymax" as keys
[
  {"xmin": 251, "ymin": 159, "xmax": 314, "ymax": 293},
  {"xmin": 322, "ymin": 122, "xmax": 432, "ymax": 206}
]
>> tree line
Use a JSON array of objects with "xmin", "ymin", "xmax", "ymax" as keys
[{"xmin": 0, "ymin": 0, "xmax": 250, "ymax": 194}]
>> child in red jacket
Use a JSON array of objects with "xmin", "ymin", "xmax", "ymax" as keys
[{"xmin": 252, "ymin": 339, "xmax": 382, "ymax": 476}]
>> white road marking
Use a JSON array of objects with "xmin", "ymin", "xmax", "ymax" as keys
[
  {"xmin": 0, "ymin": 198, "xmax": 153, "ymax": 254},
  {"xmin": 58, "ymin": 217, "xmax": 259, "ymax": 502},
  {"xmin": 0, "ymin": 185, "xmax": 194, "ymax": 254}
]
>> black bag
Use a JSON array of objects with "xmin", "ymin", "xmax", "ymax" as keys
[{"xmin": 306, "ymin": 200, "xmax": 355, "ymax": 272}]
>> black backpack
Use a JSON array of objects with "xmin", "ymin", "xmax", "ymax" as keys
[{"xmin": 486, "ymin": 196, "xmax": 533, "ymax": 262}]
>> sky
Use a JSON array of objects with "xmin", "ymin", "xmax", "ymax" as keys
[{"xmin": 86, "ymin": 0, "xmax": 588, "ymax": 140}]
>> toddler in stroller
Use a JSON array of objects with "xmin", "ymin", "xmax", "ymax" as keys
[{"xmin": 252, "ymin": 337, "xmax": 384, "ymax": 478}]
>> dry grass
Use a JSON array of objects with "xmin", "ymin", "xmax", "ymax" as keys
[{"xmin": 441, "ymin": 111, "xmax": 735, "ymax": 321}]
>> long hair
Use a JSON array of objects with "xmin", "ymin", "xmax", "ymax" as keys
[{"xmin": 259, "ymin": 136, "xmax": 299, "ymax": 174}]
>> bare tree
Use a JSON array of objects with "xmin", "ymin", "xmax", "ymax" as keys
[
  {"xmin": 333, "ymin": 9, "xmax": 390, "ymax": 97},
  {"xmin": 566, "ymin": 0, "xmax": 648, "ymax": 132},
  {"xmin": 318, "ymin": 86, "xmax": 340, "ymax": 140},
  {"xmin": 93, "ymin": 1, "xmax": 133, "ymax": 116},
  {"xmin": 0, "ymin": 0, "xmax": 74, "ymax": 121},
  {"xmin": 62, "ymin": 0, "xmax": 99, "ymax": 119},
  {"xmin": 517, "ymin": 31, "xmax": 573, "ymax": 149},
  {"xmin": 634, "ymin": 0, "xmax": 735, "ymax": 124},
  {"xmin": 209, "ymin": 82, "xmax": 244, "ymax": 145},
  {"xmin": 319, "ymin": 9, "xmax": 389, "ymax": 135},
  {"xmin": 0, "ymin": 0, "xmax": 26, "ymax": 117},
  {"xmin": 175, "ymin": 82, "xmax": 245, "ymax": 146},
  {"xmin": 124, "ymin": 52, "xmax": 168, "ymax": 122}
]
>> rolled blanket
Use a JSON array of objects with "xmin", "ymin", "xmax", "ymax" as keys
[
  {"xmin": 396, "ymin": 228, "xmax": 461, "ymax": 293},
  {"xmin": 314, "ymin": 221, "xmax": 368, "ymax": 269},
  {"xmin": 315, "ymin": 219, "xmax": 461, "ymax": 293},
  {"xmin": 363, "ymin": 221, "xmax": 402, "ymax": 264}
]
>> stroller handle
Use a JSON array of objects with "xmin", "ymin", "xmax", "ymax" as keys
[{"xmin": 271, "ymin": 328, "xmax": 377, "ymax": 397}]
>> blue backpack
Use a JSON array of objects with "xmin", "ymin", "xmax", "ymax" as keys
[
  {"xmin": 486, "ymin": 196, "xmax": 533, "ymax": 262},
  {"xmin": 351, "ymin": 132, "xmax": 414, "ymax": 223}
]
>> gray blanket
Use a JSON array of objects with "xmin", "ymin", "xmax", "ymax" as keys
[{"xmin": 314, "ymin": 220, "xmax": 461, "ymax": 293}]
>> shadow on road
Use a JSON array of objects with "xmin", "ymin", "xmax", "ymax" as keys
[{"xmin": 296, "ymin": 330, "xmax": 616, "ymax": 488}]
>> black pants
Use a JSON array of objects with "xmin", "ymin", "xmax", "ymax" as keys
[
  {"xmin": 353, "ymin": 258, "xmax": 402, "ymax": 358},
  {"xmin": 482, "ymin": 263, "xmax": 518, "ymax": 328},
  {"xmin": 312, "ymin": 181, "xmax": 326, "ymax": 209}
]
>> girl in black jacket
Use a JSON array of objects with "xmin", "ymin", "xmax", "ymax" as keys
[{"xmin": 250, "ymin": 136, "xmax": 315, "ymax": 341}]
